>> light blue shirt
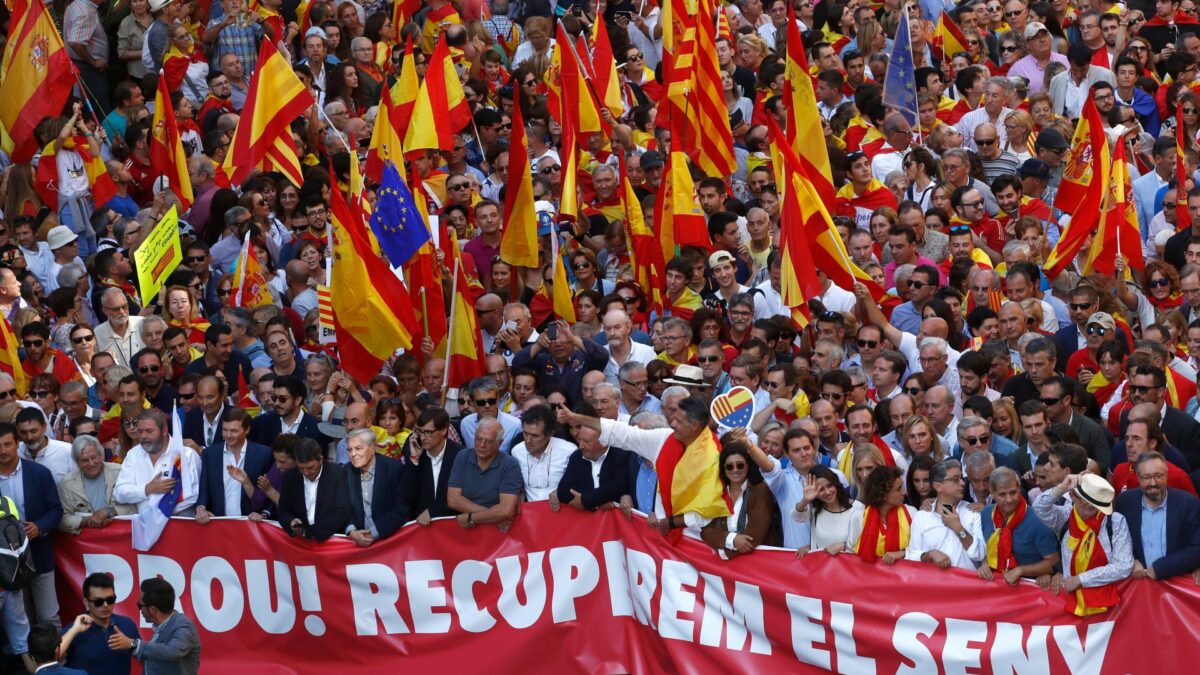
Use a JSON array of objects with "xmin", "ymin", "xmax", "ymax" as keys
[
  {"xmin": 1132, "ymin": 170, "xmax": 1169, "ymax": 241},
  {"xmin": 891, "ymin": 302, "xmax": 922, "ymax": 335},
  {"xmin": 0, "ymin": 461, "xmax": 25, "ymax": 516},
  {"xmin": 1141, "ymin": 493, "xmax": 1168, "ymax": 569},
  {"xmin": 635, "ymin": 458, "xmax": 657, "ymax": 513},
  {"xmin": 760, "ymin": 456, "xmax": 811, "ymax": 548},
  {"xmin": 619, "ymin": 394, "xmax": 663, "ymax": 416},
  {"xmin": 460, "ymin": 412, "xmax": 522, "ymax": 453}
]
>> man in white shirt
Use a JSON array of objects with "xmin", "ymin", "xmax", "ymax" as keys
[
  {"xmin": 602, "ymin": 309, "xmax": 656, "ymax": 384},
  {"xmin": 16, "ymin": 408, "xmax": 73, "ymax": 485},
  {"xmin": 194, "ymin": 409, "xmax": 271, "ymax": 522},
  {"xmin": 113, "ymin": 408, "xmax": 200, "ymax": 517},
  {"xmin": 510, "ymin": 405, "xmax": 575, "ymax": 502},
  {"xmin": 94, "ymin": 287, "xmax": 145, "ymax": 368},
  {"xmin": 907, "ymin": 458, "xmax": 984, "ymax": 571},
  {"xmin": 871, "ymin": 114, "xmax": 912, "ymax": 181}
]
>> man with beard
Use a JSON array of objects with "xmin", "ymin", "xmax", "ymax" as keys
[
  {"xmin": 1115, "ymin": 452, "xmax": 1200, "ymax": 581},
  {"xmin": 114, "ymin": 408, "xmax": 200, "ymax": 517}
]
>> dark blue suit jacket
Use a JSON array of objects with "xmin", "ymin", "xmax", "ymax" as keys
[
  {"xmin": 555, "ymin": 447, "xmax": 634, "ymax": 510},
  {"xmin": 249, "ymin": 412, "xmax": 328, "ymax": 448},
  {"xmin": 19, "ymin": 459, "xmax": 62, "ymax": 573},
  {"xmin": 1115, "ymin": 487, "xmax": 1200, "ymax": 580},
  {"xmin": 197, "ymin": 441, "xmax": 273, "ymax": 516},
  {"xmin": 182, "ymin": 406, "xmax": 225, "ymax": 449},
  {"xmin": 347, "ymin": 455, "xmax": 410, "ymax": 539}
]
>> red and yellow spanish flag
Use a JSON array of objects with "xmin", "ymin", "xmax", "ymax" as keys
[
  {"xmin": 932, "ymin": 11, "xmax": 970, "ymax": 61},
  {"xmin": 785, "ymin": 2, "xmax": 835, "ymax": 205},
  {"xmin": 766, "ymin": 118, "xmax": 823, "ymax": 326},
  {"xmin": 393, "ymin": 0, "xmax": 420, "ymax": 32},
  {"xmin": 446, "ymin": 261, "xmax": 487, "ymax": 388},
  {"xmin": 328, "ymin": 170, "xmax": 418, "ymax": 382},
  {"xmin": 36, "ymin": 137, "xmax": 117, "ymax": 209},
  {"xmin": 404, "ymin": 34, "xmax": 472, "ymax": 154},
  {"xmin": 220, "ymin": 39, "xmax": 314, "ymax": 188},
  {"xmin": 548, "ymin": 25, "xmax": 606, "ymax": 135},
  {"xmin": 0, "ymin": 0, "xmax": 76, "ymax": 162},
  {"xmin": 1176, "ymin": 105, "xmax": 1192, "ymax": 231},
  {"xmin": 1064, "ymin": 509, "xmax": 1120, "ymax": 616},
  {"xmin": 687, "ymin": 0, "xmax": 736, "ymax": 177},
  {"xmin": 656, "ymin": 151, "xmax": 709, "ymax": 263},
  {"xmin": 231, "ymin": 232, "xmax": 273, "ymax": 308},
  {"xmin": 590, "ymin": 15, "xmax": 625, "ymax": 120},
  {"xmin": 619, "ymin": 153, "xmax": 665, "ymax": 315},
  {"xmin": 1083, "ymin": 138, "xmax": 1143, "ymax": 275},
  {"xmin": 150, "ymin": 75, "xmax": 193, "ymax": 211},
  {"xmin": 366, "ymin": 47, "xmax": 410, "ymax": 181},
  {"xmin": 499, "ymin": 101, "xmax": 540, "ymax": 268},
  {"xmin": 0, "ymin": 316, "xmax": 28, "ymax": 398},
  {"xmin": 1045, "ymin": 95, "xmax": 1111, "ymax": 279},
  {"xmin": 388, "ymin": 35, "xmax": 419, "ymax": 122}
]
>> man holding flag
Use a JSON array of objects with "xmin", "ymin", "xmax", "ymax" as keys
[{"xmin": 113, "ymin": 408, "xmax": 200, "ymax": 551}]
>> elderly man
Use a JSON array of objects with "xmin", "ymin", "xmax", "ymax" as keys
[
  {"xmin": 871, "ymin": 114, "xmax": 912, "ymax": 181},
  {"xmin": 344, "ymin": 428, "xmax": 408, "ymax": 546},
  {"xmin": 511, "ymin": 405, "xmax": 576, "ymax": 502},
  {"xmin": 1034, "ymin": 474, "xmax": 1133, "ymax": 615},
  {"xmin": 955, "ymin": 415, "xmax": 1018, "ymax": 466},
  {"xmin": 493, "ymin": 303, "xmax": 539, "ymax": 365},
  {"xmin": 553, "ymin": 417, "xmax": 634, "ymax": 513},
  {"xmin": 459, "ymin": 376, "xmax": 522, "ymax": 452},
  {"xmin": 561, "ymin": 397, "xmax": 730, "ymax": 537},
  {"xmin": 976, "ymin": 467, "xmax": 1060, "ymax": 583},
  {"xmin": 114, "ymin": 409, "xmax": 200, "ymax": 517},
  {"xmin": 617, "ymin": 362, "xmax": 662, "ymax": 416},
  {"xmin": 603, "ymin": 309, "xmax": 657, "ymax": 384},
  {"xmin": 1114, "ymin": 451, "xmax": 1200, "ymax": 581},
  {"xmin": 93, "ymin": 287, "xmax": 145, "ymax": 368},
  {"xmin": 331, "ymin": 401, "xmax": 372, "ymax": 465},
  {"xmin": 57, "ymin": 434, "xmax": 137, "ymax": 533},
  {"xmin": 278, "ymin": 438, "xmax": 351, "ymax": 541},
  {"xmin": 195, "ymin": 409, "xmax": 272, "ymax": 523},
  {"xmin": 447, "ymin": 418, "xmax": 523, "ymax": 532},
  {"xmin": 923, "ymin": 385, "xmax": 960, "ymax": 452},
  {"xmin": 16, "ymin": 407, "xmax": 73, "ymax": 485},
  {"xmin": 907, "ymin": 459, "xmax": 983, "ymax": 571}
]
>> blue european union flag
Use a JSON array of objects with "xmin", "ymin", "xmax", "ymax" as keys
[
  {"xmin": 368, "ymin": 159, "xmax": 430, "ymax": 268},
  {"xmin": 882, "ymin": 9, "xmax": 919, "ymax": 127}
]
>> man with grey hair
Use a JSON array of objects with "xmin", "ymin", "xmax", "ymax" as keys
[
  {"xmin": 617, "ymin": 362, "xmax": 661, "ymax": 416},
  {"xmin": 603, "ymin": 309, "xmax": 656, "ymax": 384},
  {"xmin": 956, "ymin": 76, "xmax": 1014, "ymax": 151},
  {"xmin": 592, "ymin": 382, "xmax": 626, "ymax": 422},
  {"xmin": 811, "ymin": 339, "xmax": 845, "ymax": 378},
  {"xmin": 977, "ymin": 466, "xmax": 1060, "ymax": 583},
  {"xmin": 908, "ymin": 459, "xmax": 984, "ymax": 571},
  {"xmin": 941, "ymin": 148, "xmax": 1000, "ymax": 214},
  {"xmin": 57, "ymin": 434, "xmax": 136, "ymax": 533},
  {"xmin": 923, "ymin": 384, "xmax": 959, "ymax": 451},
  {"xmin": 114, "ymin": 408, "xmax": 201, "ymax": 518},
  {"xmin": 447, "ymin": 416, "xmax": 523, "ymax": 533},
  {"xmin": 655, "ymin": 317, "xmax": 694, "ymax": 366},
  {"xmin": 344, "ymin": 426, "xmax": 409, "ymax": 545},
  {"xmin": 94, "ymin": 286, "xmax": 145, "ymax": 368},
  {"xmin": 186, "ymin": 154, "xmax": 219, "ymax": 232},
  {"xmin": 459, "ymin": 376, "xmax": 522, "ymax": 453},
  {"xmin": 210, "ymin": 206, "xmax": 251, "ymax": 271},
  {"xmin": 224, "ymin": 306, "xmax": 270, "ymax": 368},
  {"xmin": 16, "ymin": 407, "xmax": 73, "ymax": 485},
  {"xmin": 871, "ymin": 113, "xmax": 912, "ymax": 181},
  {"xmin": 964, "ymin": 450, "xmax": 997, "ymax": 507},
  {"xmin": 138, "ymin": 314, "xmax": 168, "ymax": 354}
]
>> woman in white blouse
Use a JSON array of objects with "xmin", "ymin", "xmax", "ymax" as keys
[{"xmin": 794, "ymin": 466, "xmax": 864, "ymax": 557}]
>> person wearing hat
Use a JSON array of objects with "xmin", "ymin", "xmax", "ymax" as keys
[
  {"xmin": 44, "ymin": 226, "xmax": 84, "ymax": 296},
  {"xmin": 635, "ymin": 150, "xmax": 665, "ymax": 198},
  {"xmin": 1048, "ymin": 42, "xmax": 1116, "ymax": 119},
  {"xmin": 1016, "ymin": 158, "xmax": 1056, "ymax": 210},
  {"xmin": 706, "ymin": 250, "xmax": 750, "ymax": 311},
  {"xmin": 1033, "ymin": 473, "xmax": 1133, "ymax": 616},
  {"xmin": 662, "ymin": 364, "xmax": 710, "ymax": 392},
  {"xmin": 142, "ymin": 0, "xmax": 179, "ymax": 74},
  {"xmin": 1007, "ymin": 21, "xmax": 1067, "ymax": 95}
]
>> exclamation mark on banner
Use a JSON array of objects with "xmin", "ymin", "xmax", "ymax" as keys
[{"xmin": 296, "ymin": 566, "xmax": 326, "ymax": 636}]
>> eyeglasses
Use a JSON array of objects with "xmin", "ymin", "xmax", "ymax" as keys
[
  {"xmin": 903, "ymin": 386, "xmax": 924, "ymax": 396},
  {"xmin": 122, "ymin": 418, "xmax": 138, "ymax": 429},
  {"xmin": 139, "ymin": 365, "xmax": 161, "ymax": 374},
  {"xmin": 857, "ymin": 339, "xmax": 878, "ymax": 349},
  {"xmin": 1038, "ymin": 396, "xmax": 1063, "ymax": 406},
  {"xmin": 963, "ymin": 199, "xmax": 985, "ymax": 209},
  {"xmin": 474, "ymin": 398, "xmax": 497, "ymax": 406},
  {"xmin": 696, "ymin": 355, "xmax": 722, "ymax": 364},
  {"xmin": 619, "ymin": 296, "xmax": 638, "ymax": 305},
  {"xmin": 30, "ymin": 390, "xmax": 52, "ymax": 399},
  {"xmin": 1129, "ymin": 45, "xmax": 1148, "ymax": 52},
  {"xmin": 572, "ymin": 261, "xmax": 591, "ymax": 271},
  {"xmin": 1004, "ymin": 9, "xmax": 1025, "ymax": 17},
  {"xmin": 1000, "ymin": 46, "xmax": 1018, "ymax": 53},
  {"xmin": 90, "ymin": 596, "xmax": 118, "ymax": 607},
  {"xmin": 448, "ymin": 183, "xmax": 470, "ymax": 191},
  {"xmin": 1069, "ymin": 303, "xmax": 1094, "ymax": 311},
  {"xmin": 1127, "ymin": 384, "xmax": 1157, "ymax": 394},
  {"xmin": 72, "ymin": 334, "xmax": 95, "ymax": 344},
  {"xmin": 0, "ymin": 389, "xmax": 15, "ymax": 400},
  {"xmin": 949, "ymin": 225, "xmax": 972, "ymax": 234},
  {"xmin": 179, "ymin": 392, "xmax": 196, "ymax": 400},
  {"xmin": 724, "ymin": 461, "xmax": 747, "ymax": 470},
  {"xmin": 186, "ymin": 255, "xmax": 206, "ymax": 263},
  {"xmin": 629, "ymin": 53, "xmax": 644, "ymax": 62},
  {"xmin": 621, "ymin": 379, "xmax": 648, "ymax": 388},
  {"xmin": 218, "ymin": 288, "xmax": 232, "ymax": 297},
  {"xmin": 1149, "ymin": 277, "xmax": 1171, "ymax": 288},
  {"xmin": 540, "ymin": 165, "xmax": 561, "ymax": 175},
  {"xmin": 764, "ymin": 380, "xmax": 780, "ymax": 389},
  {"xmin": 975, "ymin": 138, "xmax": 996, "ymax": 146},
  {"xmin": 22, "ymin": 339, "xmax": 44, "ymax": 348},
  {"xmin": 1086, "ymin": 324, "xmax": 1109, "ymax": 336},
  {"xmin": 523, "ymin": 79, "xmax": 537, "ymax": 86},
  {"xmin": 908, "ymin": 280, "xmax": 929, "ymax": 290}
]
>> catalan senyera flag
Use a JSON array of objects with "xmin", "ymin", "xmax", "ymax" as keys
[
  {"xmin": 220, "ymin": 39, "xmax": 314, "ymax": 188},
  {"xmin": 0, "ymin": 0, "xmax": 77, "ymax": 163},
  {"xmin": 549, "ymin": 220, "xmax": 577, "ymax": 324},
  {"xmin": 590, "ymin": 16, "xmax": 625, "ymax": 119},
  {"xmin": 933, "ymin": 11, "xmax": 969, "ymax": 62},
  {"xmin": 1176, "ymin": 105, "xmax": 1192, "ymax": 232},
  {"xmin": 36, "ymin": 136, "xmax": 117, "ymax": 209},
  {"xmin": 619, "ymin": 154, "xmax": 665, "ymax": 315},
  {"xmin": 661, "ymin": 0, "xmax": 697, "ymax": 55},
  {"xmin": 1083, "ymin": 139, "xmax": 1144, "ymax": 276},
  {"xmin": 784, "ymin": 1, "xmax": 835, "ymax": 205},
  {"xmin": 1045, "ymin": 96, "xmax": 1111, "ymax": 279},
  {"xmin": 328, "ymin": 171, "xmax": 418, "ymax": 383},
  {"xmin": 404, "ymin": 34, "xmax": 472, "ymax": 154},
  {"xmin": 231, "ymin": 232, "xmax": 273, "ymax": 308},
  {"xmin": 0, "ymin": 316, "xmax": 28, "ymax": 398},
  {"xmin": 716, "ymin": 5, "xmax": 736, "ymax": 45},
  {"xmin": 446, "ymin": 261, "xmax": 487, "ymax": 388},
  {"xmin": 499, "ymin": 101, "xmax": 540, "ymax": 268},
  {"xmin": 687, "ymin": 0, "xmax": 736, "ymax": 177},
  {"xmin": 149, "ymin": 75, "xmax": 193, "ymax": 211}
]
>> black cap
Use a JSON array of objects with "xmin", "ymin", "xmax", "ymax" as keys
[
  {"xmin": 1018, "ymin": 158, "xmax": 1051, "ymax": 180},
  {"xmin": 639, "ymin": 150, "xmax": 664, "ymax": 169},
  {"xmin": 1035, "ymin": 127, "xmax": 1069, "ymax": 150}
]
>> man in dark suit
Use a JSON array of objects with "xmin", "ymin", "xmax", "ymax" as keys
[
  {"xmin": 182, "ymin": 374, "xmax": 227, "ymax": 452},
  {"xmin": 1117, "ymin": 367, "xmax": 1200, "ymax": 470},
  {"xmin": 109, "ymin": 578, "xmax": 201, "ymax": 674},
  {"xmin": 1115, "ymin": 452, "xmax": 1200, "ymax": 580},
  {"xmin": 551, "ymin": 423, "xmax": 634, "ymax": 511},
  {"xmin": 1001, "ymin": 337, "xmax": 1057, "ymax": 407},
  {"xmin": 0, "ymin": 422, "xmax": 63, "ymax": 628},
  {"xmin": 345, "ymin": 428, "xmax": 409, "ymax": 545},
  {"xmin": 195, "ymin": 408, "xmax": 273, "ymax": 522},
  {"xmin": 277, "ymin": 438, "xmax": 351, "ymax": 541},
  {"xmin": 407, "ymin": 407, "xmax": 463, "ymax": 526},
  {"xmin": 1039, "ymin": 375, "xmax": 1111, "ymax": 474},
  {"xmin": 250, "ymin": 375, "xmax": 328, "ymax": 447},
  {"xmin": 27, "ymin": 623, "xmax": 87, "ymax": 675},
  {"xmin": 184, "ymin": 323, "xmax": 253, "ymax": 389}
]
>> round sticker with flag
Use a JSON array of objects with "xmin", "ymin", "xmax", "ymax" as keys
[{"xmin": 710, "ymin": 386, "xmax": 756, "ymax": 429}]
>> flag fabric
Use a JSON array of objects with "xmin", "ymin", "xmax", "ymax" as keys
[
  {"xmin": 549, "ymin": 219, "xmax": 577, "ymax": 323},
  {"xmin": 783, "ymin": 2, "xmax": 835, "ymax": 205},
  {"xmin": 1177, "ymin": 105, "xmax": 1192, "ymax": 232},
  {"xmin": 404, "ymin": 34, "xmax": 472, "ymax": 154},
  {"xmin": 393, "ymin": 0, "xmax": 419, "ymax": 31},
  {"xmin": 1083, "ymin": 139, "xmax": 1143, "ymax": 275},
  {"xmin": 219, "ymin": 38, "xmax": 315, "ymax": 188},
  {"xmin": 716, "ymin": 5, "xmax": 736, "ymax": 44},
  {"xmin": 0, "ymin": 317, "xmax": 28, "ymax": 398},
  {"xmin": 150, "ymin": 75, "xmax": 194, "ymax": 211},
  {"xmin": 368, "ymin": 160, "xmax": 431, "ymax": 268},
  {"xmin": 329, "ymin": 171, "xmax": 418, "ymax": 382},
  {"xmin": 366, "ymin": 84, "xmax": 405, "ymax": 183},
  {"xmin": 686, "ymin": 0, "xmax": 737, "ymax": 177},
  {"xmin": 388, "ymin": 36, "xmax": 419, "ymax": 127},
  {"xmin": 445, "ymin": 260, "xmax": 487, "ymax": 388},
  {"xmin": 317, "ymin": 285, "xmax": 336, "ymax": 344},
  {"xmin": 499, "ymin": 101, "xmax": 540, "ymax": 268},
  {"xmin": 618, "ymin": 153, "xmax": 665, "ymax": 315},
  {"xmin": 547, "ymin": 25, "xmax": 606, "ymax": 135},
  {"xmin": 0, "ymin": 0, "xmax": 77, "ymax": 162},
  {"xmin": 231, "ymin": 232, "xmax": 272, "ymax": 308},
  {"xmin": 932, "ymin": 11, "xmax": 969, "ymax": 61},
  {"xmin": 131, "ymin": 406, "xmax": 196, "ymax": 552},
  {"xmin": 35, "ymin": 137, "xmax": 118, "ymax": 209},
  {"xmin": 882, "ymin": 9, "xmax": 919, "ymax": 127},
  {"xmin": 1044, "ymin": 96, "xmax": 1111, "ymax": 279},
  {"xmin": 590, "ymin": 17, "xmax": 625, "ymax": 119},
  {"xmin": 656, "ymin": 150, "xmax": 710, "ymax": 264}
]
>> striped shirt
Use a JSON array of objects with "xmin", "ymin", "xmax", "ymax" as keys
[
  {"xmin": 980, "ymin": 151, "xmax": 1022, "ymax": 185},
  {"xmin": 63, "ymin": 0, "xmax": 109, "ymax": 62}
]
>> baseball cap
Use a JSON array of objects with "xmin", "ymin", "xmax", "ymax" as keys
[
  {"xmin": 1035, "ymin": 127, "xmax": 1069, "ymax": 150},
  {"xmin": 1017, "ymin": 158, "xmax": 1051, "ymax": 180},
  {"xmin": 708, "ymin": 250, "xmax": 735, "ymax": 270},
  {"xmin": 1023, "ymin": 22, "xmax": 1049, "ymax": 40},
  {"xmin": 639, "ymin": 150, "xmax": 664, "ymax": 169},
  {"xmin": 1086, "ymin": 312, "xmax": 1116, "ymax": 333}
]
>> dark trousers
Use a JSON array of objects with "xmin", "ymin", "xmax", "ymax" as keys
[{"xmin": 72, "ymin": 59, "xmax": 111, "ymax": 113}]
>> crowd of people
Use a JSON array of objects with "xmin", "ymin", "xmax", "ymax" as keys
[{"xmin": 5, "ymin": 0, "xmax": 1200, "ymax": 670}]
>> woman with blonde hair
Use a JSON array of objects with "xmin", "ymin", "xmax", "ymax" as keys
[
  {"xmin": 3, "ymin": 165, "xmax": 43, "ymax": 220},
  {"xmin": 161, "ymin": 285, "xmax": 210, "ymax": 346},
  {"xmin": 737, "ymin": 34, "xmax": 771, "ymax": 71},
  {"xmin": 991, "ymin": 398, "xmax": 1022, "ymax": 446},
  {"xmin": 1003, "ymin": 110, "xmax": 1036, "ymax": 161},
  {"xmin": 900, "ymin": 415, "xmax": 944, "ymax": 462},
  {"xmin": 851, "ymin": 443, "xmax": 887, "ymax": 501}
]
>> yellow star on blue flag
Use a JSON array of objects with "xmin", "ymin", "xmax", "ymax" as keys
[
  {"xmin": 368, "ymin": 159, "xmax": 430, "ymax": 268},
  {"xmin": 882, "ymin": 8, "xmax": 919, "ymax": 127}
]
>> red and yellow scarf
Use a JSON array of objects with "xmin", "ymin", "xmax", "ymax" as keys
[
  {"xmin": 986, "ymin": 498, "xmax": 1027, "ymax": 572},
  {"xmin": 856, "ymin": 505, "xmax": 911, "ymax": 562},
  {"xmin": 1065, "ymin": 509, "xmax": 1119, "ymax": 616}
]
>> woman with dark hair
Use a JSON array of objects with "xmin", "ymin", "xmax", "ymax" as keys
[
  {"xmin": 700, "ymin": 438, "xmax": 780, "ymax": 558},
  {"xmin": 574, "ymin": 289, "xmax": 603, "ymax": 335},
  {"xmin": 848, "ymin": 465, "xmax": 915, "ymax": 563},
  {"xmin": 373, "ymin": 398, "xmax": 410, "ymax": 460},
  {"xmin": 921, "ymin": 298, "xmax": 967, "ymax": 351},
  {"xmin": 646, "ymin": 360, "xmax": 671, "ymax": 400},
  {"xmin": 326, "ymin": 62, "xmax": 372, "ymax": 117},
  {"xmin": 906, "ymin": 455, "xmax": 937, "ymax": 508},
  {"xmin": 795, "ymin": 465, "xmax": 864, "ymax": 556},
  {"xmin": 903, "ymin": 147, "xmax": 941, "ymax": 208}
]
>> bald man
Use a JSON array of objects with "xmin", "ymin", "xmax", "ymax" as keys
[
  {"xmin": 475, "ymin": 293, "xmax": 504, "ymax": 352},
  {"xmin": 331, "ymin": 401, "xmax": 373, "ymax": 464}
]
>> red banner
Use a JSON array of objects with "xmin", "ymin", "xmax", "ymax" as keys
[{"xmin": 55, "ymin": 504, "xmax": 1200, "ymax": 674}]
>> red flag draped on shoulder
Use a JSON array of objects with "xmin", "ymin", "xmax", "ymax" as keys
[
  {"xmin": 219, "ymin": 39, "xmax": 314, "ymax": 188},
  {"xmin": 404, "ymin": 34, "xmax": 472, "ymax": 154},
  {"xmin": 1177, "ymin": 105, "xmax": 1193, "ymax": 231},
  {"xmin": 1083, "ymin": 139, "xmax": 1144, "ymax": 275},
  {"xmin": 150, "ymin": 76, "xmax": 194, "ymax": 211},
  {"xmin": 0, "ymin": 0, "xmax": 77, "ymax": 163},
  {"xmin": 499, "ymin": 102, "xmax": 540, "ymax": 268},
  {"xmin": 1044, "ymin": 95, "xmax": 1111, "ymax": 279},
  {"xmin": 784, "ymin": 1, "xmax": 835, "ymax": 205}
]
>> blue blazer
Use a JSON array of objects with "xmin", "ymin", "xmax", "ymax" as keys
[
  {"xmin": 197, "ymin": 441, "xmax": 273, "ymax": 516},
  {"xmin": 555, "ymin": 447, "xmax": 635, "ymax": 510},
  {"xmin": 1115, "ymin": 488, "xmax": 1200, "ymax": 580},
  {"xmin": 347, "ymin": 455, "xmax": 410, "ymax": 539},
  {"xmin": 19, "ymin": 459, "xmax": 62, "ymax": 573}
]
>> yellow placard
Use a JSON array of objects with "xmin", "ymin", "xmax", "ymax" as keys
[{"xmin": 134, "ymin": 206, "xmax": 183, "ymax": 302}]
